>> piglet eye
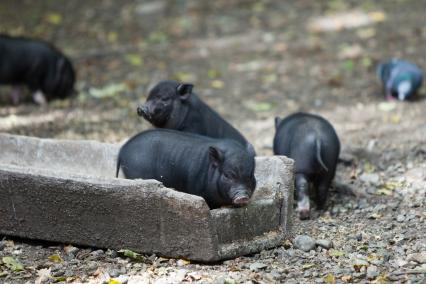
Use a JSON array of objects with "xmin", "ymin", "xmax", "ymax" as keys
[{"xmin": 224, "ymin": 172, "xmax": 237, "ymax": 179}]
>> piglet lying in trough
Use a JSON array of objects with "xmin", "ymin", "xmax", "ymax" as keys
[
  {"xmin": 117, "ymin": 129, "xmax": 256, "ymax": 209},
  {"xmin": 137, "ymin": 80, "xmax": 255, "ymax": 155},
  {"xmin": 0, "ymin": 34, "xmax": 76, "ymax": 104},
  {"xmin": 273, "ymin": 112, "xmax": 340, "ymax": 220}
]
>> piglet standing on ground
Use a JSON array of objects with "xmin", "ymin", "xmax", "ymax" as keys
[
  {"xmin": 0, "ymin": 34, "xmax": 76, "ymax": 105},
  {"xmin": 137, "ymin": 80, "xmax": 255, "ymax": 155},
  {"xmin": 377, "ymin": 58, "xmax": 423, "ymax": 101},
  {"xmin": 273, "ymin": 112, "xmax": 340, "ymax": 220},
  {"xmin": 117, "ymin": 129, "xmax": 256, "ymax": 209}
]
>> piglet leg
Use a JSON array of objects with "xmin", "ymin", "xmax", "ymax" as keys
[
  {"xmin": 295, "ymin": 173, "xmax": 310, "ymax": 220},
  {"xmin": 32, "ymin": 90, "xmax": 47, "ymax": 106},
  {"xmin": 315, "ymin": 177, "xmax": 332, "ymax": 211}
]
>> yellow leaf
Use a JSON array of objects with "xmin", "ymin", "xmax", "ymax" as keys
[
  {"xmin": 124, "ymin": 54, "xmax": 143, "ymax": 66},
  {"xmin": 374, "ymin": 274, "xmax": 388, "ymax": 284},
  {"xmin": 324, "ymin": 273, "xmax": 336, "ymax": 284},
  {"xmin": 390, "ymin": 114, "xmax": 401, "ymax": 124},
  {"xmin": 207, "ymin": 69, "xmax": 221, "ymax": 79},
  {"xmin": 369, "ymin": 11, "xmax": 386, "ymax": 22},
  {"xmin": 367, "ymin": 254, "xmax": 380, "ymax": 262},
  {"xmin": 108, "ymin": 32, "xmax": 118, "ymax": 43},
  {"xmin": 45, "ymin": 13, "xmax": 62, "ymax": 25},
  {"xmin": 48, "ymin": 254, "xmax": 62, "ymax": 263},
  {"xmin": 383, "ymin": 181, "xmax": 404, "ymax": 190},
  {"xmin": 2, "ymin": 256, "xmax": 24, "ymax": 271},
  {"xmin": 211, "ymin": 80, "xmax": 224, "ymax": 89},
  {"xmin": 363, "ymin": 162, "xmax": 375, "ymax": 173},
  {"xmin": 246, "ymin": 101, "xmax": 274, "ymax": 112},
  {"xmin": 302, "ymin": 263, "xmax": 316, "ymax": 270},
  {"xmin": 118, "ymin": 249, "xmax": 145, "ymax": 262},
  {"xmin": 357, "ymin": 28, "xmax": 376, "ymax": 39},
  {"xmin": 173, "ymin": 72, "xmax": 195, "ymax": 82},
  {"xmin": 262, "ymin": 74, "xmax": 277, "ymax": 84},
  {"xmin": 357, "ymin": 245, "xmax": 369, "ymax": 251},
  {"xmin": 329, "ymin": 249, "xmax": 345, "ymax": 257},
  {"xmin": 377, "ymin": 181, "xmax": 402, "ymax": 195},
  {"xmin": 109, "ymin": 279, "xmax": 121, "ymax": 284},
  {"xmin": 252, "ymin": 2, "xmax": 265, "ymax": 13},
  {"xmin": 283, "ymin": 239, "xmax": 292, "ymax": 249},
  {"xmin": 376, "ymin": 188, "xmax": 393, "ymax": 196}
]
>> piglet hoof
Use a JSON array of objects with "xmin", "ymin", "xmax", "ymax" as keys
[
  {"xmin": 298, "ymin": 209, "xmax": 311, "ymax": 220},
  {"xmin": 232, "ymin": 196, "xmax": 250, "ymax": 207},
  {"xmin": 33, "ymin": 91, "xmax": 47, "ymax": 106}
]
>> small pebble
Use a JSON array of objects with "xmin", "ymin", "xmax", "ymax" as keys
[
  {"xmin": 316, "ymin": 239, "xmax": 333, "ymax": 249},
  {"xmin": 367, "ymin": 265, "xmax": 379, "ymax": 279},
  {"xmin": 294, "ymin": 235, "xmax": 316, "ymax": 252},
  {"xmin": 396, "ymin": 214, "xmax": 405, "ymax": 222},
  {"xmin": 249, "ymin": 262, "xmax": 267, "ymax": 271}
]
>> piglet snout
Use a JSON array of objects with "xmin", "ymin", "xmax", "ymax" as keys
[
  {"xmin": 137, "ymin": 105, "xmax": 150, "ymax": 118},
  {"xmin": 232, "ymin": 194, "xmax": 250, "ymax": 207}
]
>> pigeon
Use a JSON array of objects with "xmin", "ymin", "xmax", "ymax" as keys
[{"xmin": 377, "ymin": 58, "xmax": 423, "ymax": 101}]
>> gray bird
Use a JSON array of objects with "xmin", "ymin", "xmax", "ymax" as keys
[{"xmin": 377, "ymin": 58, "xmax": 423, "ymax": 101}]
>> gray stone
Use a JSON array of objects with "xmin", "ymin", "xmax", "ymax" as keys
[
  {"xmin": 106, "ymin": 249, "xmax": 117, "ymax": 258},
  {"xmin": 214, "ymin": 277, "xmax": 236, "ymax": 284},
  {"xmin": 0, "ymin": 133, "xmax": 294, "ymax": 262},
  {"xmin": 316, "ymin": 239, "xmax": 333, "ymax": 249},
  {"xmin": 51, "ymin": 264, "xmax": 63, "ymax": 272},
  {"xmin": 249, "ymin": 262, "xmax": 268, "ymax": 271},
  {"xmin": 64, "ymin": 245, "xmax": 79, "ymax": 256},
  {"xmin": 366, "ymin": 265, "xmax": 379, "ymax": 279},
  {"xmin": 396, "ymin": 214, "xmax": 405, "ymax": 222},
  {"xmin": 407, "ymin": 252, "xmax": 426, "ymax": 264},
  {"xmin": 293, "ymin": 235, "xmax": 316, "ymax": 252},
  {"xmin": 64, "ymin": 269, "xmax": 75, "ymax": 277},
  {"xmin": 108, "ymin": 268, "xmax": 121, "ymax": 278},
  {"xmin": 213, "ymin": 277, "xmax": 226, "ymax": 284},
  {"xmin": 359, "ymin": 173, "xmax": 380, "ymax": 185}
]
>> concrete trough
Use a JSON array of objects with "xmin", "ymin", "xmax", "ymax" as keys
[{"xmin": 0, "ymin": 133, "xmax": 294, "ymax": 262}]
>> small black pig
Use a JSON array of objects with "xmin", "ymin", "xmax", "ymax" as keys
[
  {"xmin": 137, "ymin": 80, "xmax": 255, "ymax": 155},
  {"xmin": 273, "ymin": 112, "xmax": 340, "ymax": 220},
  {"xmin": 0, "ymin": 34, "xmax": 76, "ymax": 104},
  {"xmin": 116, "ymin": 129, "xmax": 256, "ymax": 209}
]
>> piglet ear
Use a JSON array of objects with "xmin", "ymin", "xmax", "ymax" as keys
[
  {"xmin": 274, "ymin": 117, "xmax": 282, "ymax": 129},
  {"xmin": 176, "ymin": 83, "xmax": 193, "ymax": 101},
  {"xmin": 208, "ymin": 146, "xmax": 224, "ymax": 168}
]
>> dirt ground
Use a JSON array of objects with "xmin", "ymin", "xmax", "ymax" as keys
[{"xmin": 0, "ymin": 0, "xmax": 426, "ymax": 283}]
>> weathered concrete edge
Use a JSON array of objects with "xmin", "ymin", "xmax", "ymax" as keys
[
  {"xmin": 275, "ymin": 156, "xmax": 295, "ymax": 238},
  {"xmin": 0, "ymin": 166, "xmax": 220, "ymax": 262},
  {"xmin": 217, "ymin": 231, "xmax": 284, "ymax": 260},
  {"xmin": 212, "ymin": 156, "xmax": 294, "ymax": 259}
]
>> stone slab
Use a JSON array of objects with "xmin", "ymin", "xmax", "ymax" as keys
[{"xmin": 0, "ymin": 133, "xmax": 294, "ymax": 262}]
